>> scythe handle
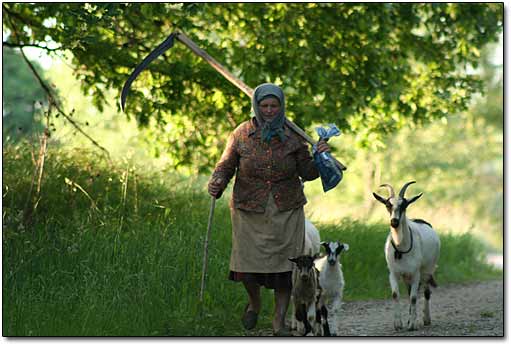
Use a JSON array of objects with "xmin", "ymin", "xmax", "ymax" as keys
[
  {"xmin": 176, "ymin": 32, "xmax": 254, "ymax": 98},
  {"xmin": 176, "ymin": 31, "xmax": 346, "ymax": 171}
]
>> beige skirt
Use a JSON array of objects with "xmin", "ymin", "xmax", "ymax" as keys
[{"xmin": 229, "ymin": 192, "xmax": 305, "ymax": 273}]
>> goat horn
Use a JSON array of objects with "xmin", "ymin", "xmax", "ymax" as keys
[
  {"xmin": 379, "ymin": 184, "xmax": 395, "ymax": 199},
  {"xmin": 399, "ymin": 181, "xmax": 416, "ymax": 199}
]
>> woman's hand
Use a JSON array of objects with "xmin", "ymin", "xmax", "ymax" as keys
[
  {"xmin": 208, "ymin": 177, "xmax": 223, "ymax": 198},
  {"xmin": 316, "ymin": 139, "xmax": 331, "ymax": 154}
]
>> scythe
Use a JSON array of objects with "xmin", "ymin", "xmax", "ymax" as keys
[
  {"xmin": 120, "ymin": 30, "xmax": 347, "ymax": 302},
  {"xmin": 120, "ymin": 30, "xmax": 346, "ymax": 171}
]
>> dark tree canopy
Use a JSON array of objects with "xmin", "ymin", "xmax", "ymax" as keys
[{"xmin": 2, "ymin": 3, "xmax": 503, "ymax": 168}]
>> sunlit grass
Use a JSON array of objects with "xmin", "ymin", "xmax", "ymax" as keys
[{"xmin": 2, "ymin": 144, "xmax": 501, "ymax": 336}]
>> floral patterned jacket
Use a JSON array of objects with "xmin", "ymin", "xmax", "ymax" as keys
[{"xmin": 211, "ymin": 118, "xmax": 319, "ymax": 213}]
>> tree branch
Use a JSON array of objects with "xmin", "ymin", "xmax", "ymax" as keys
[
  {"xmin": 5, "ymin": 12, "xmax": 111, "ymax": 160},
  {"xmin": 3, "ymin": 41, "xmax": 62, "ymax": 52},
  {"xmin": 18, "ymin": 47, "xmax": 111, "ymax": 159},
  {"xmin": 2, "ymin": 4, "xmax": 40, "ymax": 28}
]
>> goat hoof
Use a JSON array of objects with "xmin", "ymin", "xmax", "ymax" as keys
[
  {"xmin": 394, "ymin": 319, "xmax": 403, "ymax": 330},
  {"xmin": 407, "ymin": 320, "xmax": 418, "ymax": 331},
  {"xmin": 423, "ymin": 318, "xmax": 431, "ymax": 326},
  {"xmin": 273, "ymin": 328, "xmax": 293, "ymax": 337}
]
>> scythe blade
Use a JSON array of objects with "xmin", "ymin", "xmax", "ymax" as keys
[{"xmin": 120, "ymin": 32, "xmax": 178, "ymax": 112}]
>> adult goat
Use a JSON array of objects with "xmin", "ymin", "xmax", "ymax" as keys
[
  {"xmin": 304, "ymin": 219, "xmax": 320, "ymax": 256},
  {"xmin": 373, "ymin": 181, "xmax": 441, "ymax": 331}
]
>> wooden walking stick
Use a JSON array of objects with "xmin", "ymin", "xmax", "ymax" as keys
[
  {"xmin": 199, "ymin": 195, "xmax": 216, "ymax": 303},
  {"xmin": 120, "ymin": 29, "xmax": 348, "ymax": 303}
]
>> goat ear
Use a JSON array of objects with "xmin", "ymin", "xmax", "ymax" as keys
[
  {"xmin": 320, "ymin": 241, "xmax": 329, "ymax": 248},
  {"xmin": 373, "ymin": 192, "xmax": 387, "ymax": 204},
  {"xmin": 407, "ymin": 193, "xmax": 423, "ymax": 205},
  {"xmin": 342, "ymin": 243, "xmax": 350, "ymax": 252},
  {"xmin": 288, "ymin": 257, "xmax": 297, "ymax": 263}
]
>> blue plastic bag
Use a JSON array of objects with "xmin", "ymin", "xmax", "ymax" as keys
[{"xmin": 313, "ymin": 124, "xmax": 343, "ymax": 192}]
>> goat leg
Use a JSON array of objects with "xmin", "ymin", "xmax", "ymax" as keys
[
  {"xmin": 407, "ymin": 274, "xmax": 420, "ymax": 331},
  {"xmin": 423, "ymin": 284, "xmax": 432, "ymax": 326},
  {"xmin": 320, "ymin": 305, "xmax": 330, "ymax": 336},
  {"xmin": 389, "ymin": 272, "xmax": 403, "ymax": 330},
  {"xmin": 295, "ymin": 304, "xmax": 307, "ymax": 335}
]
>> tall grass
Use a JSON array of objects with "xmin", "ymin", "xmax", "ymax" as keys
[{"xmin": 2, "ymin": 145, "xmax": 501, "ymax": 336}]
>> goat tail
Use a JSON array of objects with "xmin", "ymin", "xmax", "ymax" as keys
[{"xmin": 428, "ymin": 275, "xmax": 438, "ymax": 288}]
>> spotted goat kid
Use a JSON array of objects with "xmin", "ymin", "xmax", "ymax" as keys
[
  {"xmin": 373, "ymin": 181, "xmax": 441, "ymax": 331},
  {"xmin": 314, "ymin": 241, "xmax": 349, "ymax": 336},
  {"xmin": 288, "ymin": 255, "xmax": 329, "ymax": 336}
]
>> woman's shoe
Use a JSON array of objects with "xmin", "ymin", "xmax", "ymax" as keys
[{"xmin": 241, "ymin": 304, "xmax": 258, "ymax": 330}]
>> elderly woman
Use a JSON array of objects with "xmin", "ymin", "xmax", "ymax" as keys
[{"xmin": 208, "ymin": 83, "xmax": 330, "ymax": 336}]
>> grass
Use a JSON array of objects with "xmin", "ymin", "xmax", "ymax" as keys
[
  {"xmin": 480, "ymin": 311, "xmax": 495, "ymax": 318},
  {"xmin": 2, "ymin": 144, "xmax": 502, "ymax": 336}
]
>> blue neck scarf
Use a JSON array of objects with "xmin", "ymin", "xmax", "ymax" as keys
[{"xmin": 252, "ymin": 83, "xmax": 287, "ymax": 143}]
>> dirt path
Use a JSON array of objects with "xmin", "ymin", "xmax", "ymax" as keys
[
  {"xmin": 336, "ymin": 279, "xmax": 503, "ymax": 336},
  {"xmin": 254, "ymin": 279, "xmax": 503, "ymax": 336}
]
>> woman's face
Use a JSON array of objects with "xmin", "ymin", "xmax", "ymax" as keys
[{"xmin": 258, "ymin": 97, "xmax": 281, "ymax": 121}]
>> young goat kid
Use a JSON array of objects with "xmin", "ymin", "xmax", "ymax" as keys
[
  {"xmin": 373, "ymin": 181, "xmax": 440, "ymax": 331},
  {"xmin": 288, "ymin": 220, "xmax": 324, "ymax": 336},
  {"xmin": 288, "ymin": 255, "xmax": 327, "ymax": 336},
  {"xmin": 314, "ymin": 241, "xmax": 349, "ymax": 336}
]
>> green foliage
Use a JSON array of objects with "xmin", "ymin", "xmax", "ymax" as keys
[
  {"xmin": 303, "ymin": 40, "xmax": 503, "ymax": 251},
  {"xmin": 3, "ymin": 144, "xmax": 500, "ymax": 335},
  {"xmin": 2, "ymin": 3, "xmax": 503, "ymax": 168},
  {"xmin": 470, "ymin": 39, "xmax": 503, "ymax": 129},
  {"xmin": 305, "ymin": 115, "xmax": 503, "ymax": 249},
  {"xmin": 42, "ymin": 57, "xmax": 171, "ymax": 168},
  {"xmin": 2, "ymin": 47, "xmax": 48, "ymax": 143}
]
